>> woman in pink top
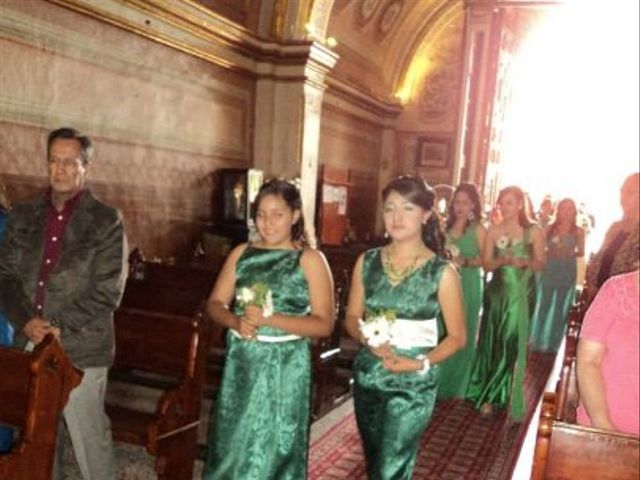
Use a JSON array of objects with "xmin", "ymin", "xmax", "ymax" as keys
[{"xmin": 577, "ymin": 268, "xmax": 640, "ymax": 435}]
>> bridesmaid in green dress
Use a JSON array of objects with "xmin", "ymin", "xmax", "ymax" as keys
[
  {"xmin": 203, "ymin": 179, "xmax": 334, "ymax": 480},
  {"xmin": 529, "ymin": 198, "xmax": 584, "ymax": 353},
  {"xmin": 438, "ymin": 183, "xmax": 487, "ymax": 399},
  {"xmin": 345, "ymin": 176, "xmax": 466, "ymax": 480},
  {"xmin": 466, "ymin": 186, "xmax": 545, "ymax": 421}
]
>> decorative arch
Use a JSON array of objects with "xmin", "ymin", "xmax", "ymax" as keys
[
  {"xmin": 392, "ymin": 1, "xmax": 464, "ymax": 103},
  {"xmin": 306, "ymin": 0, "xmax": 336, "ymax": 41}
]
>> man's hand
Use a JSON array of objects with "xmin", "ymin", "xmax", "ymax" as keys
[{"xmin": 22, "ymin": 317, "xmax": 54, "ymax": 344}]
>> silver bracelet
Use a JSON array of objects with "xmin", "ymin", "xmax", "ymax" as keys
[{"xmin": 416, "ymin": 354, "xmax": 431, "ymax": 376}]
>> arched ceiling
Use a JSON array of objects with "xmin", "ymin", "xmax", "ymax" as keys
[
  {"xmin": 176, "ymin": 0, "xmax": 465, "ymax": 105},
  {"xmin": 321, "ymin": 0, "xmax": 464, "ymax": 102}
]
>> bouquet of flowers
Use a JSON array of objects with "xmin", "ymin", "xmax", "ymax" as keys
[
  {"xmin": 237, "ymin": 282, "xmax": 274, "ymax": 318},
  {"xmin": 358, "ymin": 309, "xmax": 396, "ymax": 347},
  {"xmin": 496, "ymin": 235, "xmax": 512, "ymax": 250}
]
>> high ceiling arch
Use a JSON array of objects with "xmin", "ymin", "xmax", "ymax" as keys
[{"xmin": 305, "ymin": 0, "xmax": 463, "ymax": 102}]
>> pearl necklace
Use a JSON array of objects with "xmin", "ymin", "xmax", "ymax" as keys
[{"xmin": 382, "ymin": 247, "xmax": 421, "ymax": 286}]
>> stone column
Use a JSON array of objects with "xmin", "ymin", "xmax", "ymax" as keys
[
  {"xmin": 253, "ymin": 41, "xmax": 338, "ymax": 245},
  {"xmin": 374, "ymin": 126, "xmax": 397, "ymax": 236},
  {"xmin": 455, "ymin": 6, "xmax": 501, "ymax": 189}
]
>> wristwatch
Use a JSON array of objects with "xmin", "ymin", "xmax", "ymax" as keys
[{"xmin": 416, "ymin": 354, "xmax": 431, "ymax": 376}]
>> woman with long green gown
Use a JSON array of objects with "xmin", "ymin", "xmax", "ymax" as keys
[
  {"xmin": 203, "ymin": 179, "xmax": 334, "ymax": 480},
  {"xmin": 439, "ymin": 183, "xmax": 486, "ymax": 399},
  {"xmin": 530, "ymin": 198, "xmax": 584, "ymax": 353},
  {"xmin": 345, "ymin": 177, "xmax": 466, "ymax": 480},
  {"xmin": 466, "ymin": 186, "xmax": 545, "ymax": 421}
]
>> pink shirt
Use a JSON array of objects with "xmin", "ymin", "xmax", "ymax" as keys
[{"xmin": 577, "ymin": 271, "xmax": 640, "ymax": 435}]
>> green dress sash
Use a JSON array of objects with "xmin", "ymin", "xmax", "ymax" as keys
[
  {"xmin": 204, "ymin": 246, "xmax": 311, "ymax": 480},
  {"xmin": 353, "ymin": 248, "xmax": 448, "ymax": 480},
  {"xmin": 466, "ymin": 229, "xmax": 534, "ymax": 421},
  {"xmin": 438, "ymin": 224, "xmax": 484, "ymax": 398}
]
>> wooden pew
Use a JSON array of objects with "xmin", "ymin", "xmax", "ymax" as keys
[
  {"xmin": 553, "ymin": 306, "xmax": 582, "ymax": 423},
  {"xmin": 531, "ymin": 302, "xmax": 640, "ymax": 479},
  {"xmin": 532, "ymin": 392, "xmax": 639, "ymax": 480},
  {"xmin": 0, "ymin": 336, "xmax": 82, "ymax": 480},
  {"xmin": 106, "ymin": 307, "xmax": 209, "ymax": 480}
]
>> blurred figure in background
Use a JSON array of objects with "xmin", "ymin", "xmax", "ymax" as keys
[
  {"xmin": 585, "ymin": 173, "xmax": 639, "ymax": 299},
  {"xmin": 537, "ymin": 195, "xmax": 554, "ymax": 229},
  {"xmin": 439, "ymin": 183, "xmax": 487, "ymax": 399},
  {"xmin": 529, "ymin": 198, "xmax": 584, "ymax": 353}
]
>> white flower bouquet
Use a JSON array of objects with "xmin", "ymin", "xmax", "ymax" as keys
[
  {"xmin": 496, "ymin": 235, "xmax": 511, "ymax": 250},
  {"xmin": 237, "ymin": 282, "xmax": 274, "ymax": 318},
  {"xmin": 359, "ymin": 309, "xmax": 396, "ymax": 347}
]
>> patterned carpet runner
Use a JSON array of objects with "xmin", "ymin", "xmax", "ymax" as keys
[{"xmin": 308, "ymin": 351, "xmax": 556, "ymax": 480}]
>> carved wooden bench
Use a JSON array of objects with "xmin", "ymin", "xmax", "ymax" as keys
[
  {"xmin": 106, "ymin": 307, "xmax": 209, "ymax": 479},
  {"xmin": 0, "ymin": 336, "xmax": 82, "ymax": 480},
  {"xmin": 531, "ymin": 301, "xmax": 639, "ymax": 479},
  {"xmin": 531, "ymin": 392, "xmax": 640, "ymax": 479}
]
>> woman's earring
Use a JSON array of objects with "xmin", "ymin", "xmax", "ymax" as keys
[{"xmin": 384, "ymin": 231, "xmax": 389, "ymax": 238}]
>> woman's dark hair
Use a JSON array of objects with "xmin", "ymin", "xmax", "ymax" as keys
[
  {"xmin": 382, "ymin": 176, "xmax": 447, "ymax": 257},
  {"xmin": 47, "ymin": 127, "xmax": 93, "ymax": 165},
  {"xmin": 497, "ymin": 185, "xmax": 534, "ymax": 228},
  {"xmin": 548, "ymin": 198, "xmax": 578, "ymax": 237},
  {"xmin": 251, "ymin": 178, "xmax": 307, "ymax": 245},
  {"xmin": 445, "ymin": 182, "xmax": 483, "ymax": 232}
]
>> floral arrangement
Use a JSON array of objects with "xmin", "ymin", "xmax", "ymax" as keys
[
  {"xmin": 496, "ymin": 235, "xmax": 512, "ymax": 250},
  {"xmin": 237, "ymin": 282, "xmax": 274, "ymax": 318},
  {"xmin": 358, "ymin": 309, "xmax": 396, "ymax": 347}
]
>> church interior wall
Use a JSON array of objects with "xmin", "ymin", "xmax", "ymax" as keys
[
  {"xmin": 318, "ymin": 103, "xmax": 383, "ymax": 243},
  {"xmin": 0, "ymin": 0, "xmax": 255, "ymax": 260}
]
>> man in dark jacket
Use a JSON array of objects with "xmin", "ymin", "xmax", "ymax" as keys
[{"xmin": 0, "ymin": 127, "xmax": 128, "ymax": 479}]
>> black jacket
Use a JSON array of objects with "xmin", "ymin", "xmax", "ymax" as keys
[{"xmin": 0, "ymin": 190, "xmax": 128, "ymax": 368}]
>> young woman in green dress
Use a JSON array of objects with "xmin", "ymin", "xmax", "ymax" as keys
[
  {"xmin": 203, "ymin": 179, "xmax": 334, "ymax": 480},
  {"xmin": 438, "ymin": 183, "xmax": 487, "ymax": 399},
  {"xmin": 466, "ymin": 186, "xmax": 545, "ymax": 420},
  {"xmin": 529, "ymin": 198, "xmax": 584, "ymax": 353},
  {"xmin": 345, "ymin": 176, "xmax": 466, "ymax": 480}
]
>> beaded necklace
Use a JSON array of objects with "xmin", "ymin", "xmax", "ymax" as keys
[{"xmin": 382, "ymin": 246, "xmax": 421, "ymax": 286}]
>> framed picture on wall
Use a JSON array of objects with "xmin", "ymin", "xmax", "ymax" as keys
[{"xmin": 415, "ymin": 136, "xmax": 452, "ymax": 168}]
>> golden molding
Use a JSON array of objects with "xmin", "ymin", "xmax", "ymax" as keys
[{"xmin": 47, "ymin": 0, "xmax": 338, "ymax": 77}]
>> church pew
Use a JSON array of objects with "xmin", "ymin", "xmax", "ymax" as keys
[
  {"xmin": 122, "ymin": 260, "xmax": 350, "ymax": 419},
  {"xmin": 553, "ymin": 307, "xmax": 581, "ymax": 423},
  {"xmin": 531, "ymin": 299, "xmax": 640, "ymax": 479},
  {"xmin": 106, "ymin": 307, "xmax": 209, "ymax": 480},
  {"xmin": 0, "ymin": 336, "xmax": 82, "ymax": 480},
  {"xmin": 531, "ymin": 392, "xmax": 640, "ymax": 480}
]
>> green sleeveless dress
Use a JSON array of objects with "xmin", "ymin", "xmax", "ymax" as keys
[
  {"xmin": 204, "ymin": 246, "xmax": 311, "ymax": 480},
  {"xmin": 465, "ymin": 229, "xmax": 534, "ymax": 421},
  {"xmin": 438, "ymin": 224, "xmax": 484, "ymax": 398},
  {"xmin": 529, "ymin": 233, "xmax": 577, "ymax": 353},
  {"xmin": 353, "ymin": 248, "xmax": 448, "ymax": 480}
]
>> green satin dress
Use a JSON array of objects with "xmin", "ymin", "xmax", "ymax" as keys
[
  {"xmin": 466, "ymin": 229, "xmax": 534, "ymax": 421},
  {"xmin": 529, "ymin": 233, "xmax": 577, "ymax": 353},
  {"xmin": 354, "ymin": 248, "xmax": 448, "ymax": 480},
  {"xmin": 438, "ymin": 224, "xmax": 484, "ymax": 398},
  {"xmin": 204, "ymin": 246, "xmax": 311, "ymax": 480}
]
